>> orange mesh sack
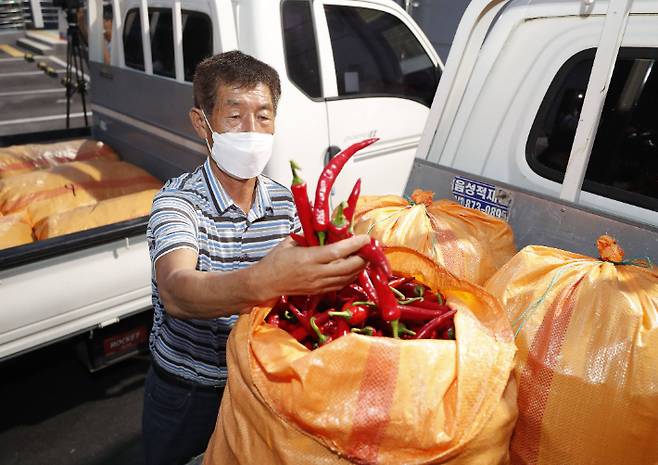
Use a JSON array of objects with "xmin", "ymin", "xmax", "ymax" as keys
[
  {"xmin": 352, "ymin": 190, "xmax": 516, "ymax": 284},
  {"xmin": 0, "ymin": 159, "xmax": 162, "ymax": 226},
  {"xmin": 0, "ymin": 139, "xmax": 119, "ymax": 178},
  {"xmin": 0, "ymin": 211, "xmax": 33, "ymax": 250},
  {"xmin": 484, "ymin": 237, "xmax": 658, "ymax": 465},
  {"xmin": 204, "ymin": 248, "xmax": 517, "ymax": 465},
  {"xmin": 34, "ymin": 189, "xmax": 159, "ymax": 240}
]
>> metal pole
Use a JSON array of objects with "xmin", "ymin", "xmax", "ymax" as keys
[{"xmin": 559, "ymin": 0, "xmax": 633, "ymax": 202}]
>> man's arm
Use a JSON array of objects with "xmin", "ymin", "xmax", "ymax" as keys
[{"xmin": 156, "ymin": 235, "xmax": 370, "ymax": 320}]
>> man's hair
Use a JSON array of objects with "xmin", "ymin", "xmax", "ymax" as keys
[{"xmin": 193, "ymin": 50, "xmax": 281, "ymax": 114}]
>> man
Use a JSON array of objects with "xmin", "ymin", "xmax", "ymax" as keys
[{"xmin": 142, "ymin": 51, "xmax": 369, "ymax": 465}]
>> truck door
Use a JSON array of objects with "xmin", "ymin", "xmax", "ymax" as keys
[{"xmin": 314, "ymin": 0, "xmax": 441, "ymax": 200}]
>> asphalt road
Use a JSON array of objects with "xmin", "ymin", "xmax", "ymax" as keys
[
  {"xmin": 0, "ymin": 340, "xmax": 149, "ymax": 465},
  {"xmin": 0, "ymin": 45, "xmax": 89, "ymax": 138}
]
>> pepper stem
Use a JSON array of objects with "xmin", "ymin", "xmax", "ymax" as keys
[
  {"xmin": 310, "ymin": 316, "xmax": 327, "ymax": 344},
  {"xmin": 317, "ymin": 231, "xmax": 326, "ymax": 246},
  {"xmin": 398, "ymin": 296, "xmax": 423, "ymax": 305},
  {"xmin": 391, "ymin": 319, "xmax": 400, "ymax": 339},
  {"xmin": 352, "ymin": 301, "xmax": 376, "ymax": 307},
  {"xmin": 328, "ymin": 310, "xmax": 352, "ymax": 320},
  {"xmin": 390, "ymin": 286, "xmax": 406, "ymax": 299},
  {"xmin": 351, "ymin": 326, "xmax": 375, "ymax": 336},
  {"xmin": 414, "ymin": 285, "xmax": 425, "ymax": 297},
  {"xmin": 332, "ymin": 202, "xmax": 348, "ymax": 227},
  {"xmin": 436, "ymin": 292, "xmax": 444, "ymax": 305},
  {"xmin": 399, "ymin": 322, "xmax": 416, "ymax": 336},
  {"xmin": 289, "ymin": 160, "xmax": 305, "ymax": 185}
]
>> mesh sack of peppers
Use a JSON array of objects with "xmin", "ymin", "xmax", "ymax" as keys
[
  {"xmin": 485, "ymin": 236, "xmax": 658, "ymax": 465},
  {"xmin": 203, "ymin": 140, "xmax": 518, "ymax": 465},
  {"xmin": 352, "ymin": 190, "xmax": 517, "ymax": 285}
]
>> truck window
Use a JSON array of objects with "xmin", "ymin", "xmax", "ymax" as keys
[
  {"xmin": 323, "ymin": 4, "xmax": 439, "ymax": 106},
  {"xmin": 149, "ymin": 8, "xmax": 175, "ymax": 78},
  {"xmin": 282, "ymin": 0, "xmax": 322, "ymax": 98},
  {"xmin": 527, "ymin": 48, "xmax": 658, "ymax": 212},
  {"xmin": 123, "ymin": 8, "xmax": 144, "ymax": 71},
  {"xmin": 182, "ymin": 11, "xmax": 212, "ymax": 82}
]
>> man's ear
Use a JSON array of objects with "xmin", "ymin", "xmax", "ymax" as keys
[{"xmin": 189, "ymin": 107, "xmax": 210, "ymax": 142}]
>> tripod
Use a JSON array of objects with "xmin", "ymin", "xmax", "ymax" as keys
[{"xmin": 62, "ymin": 8, "xmax": 88, "ymax": 129}]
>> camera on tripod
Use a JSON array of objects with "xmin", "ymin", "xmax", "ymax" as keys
[{"xmin": 52, "ymin": 0, "xmax": 89, "ymax": 128}]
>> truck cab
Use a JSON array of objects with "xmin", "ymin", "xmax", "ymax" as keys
[{"xmin": 89, "ymin": 0, "xmax": 442, "ymax": 200}]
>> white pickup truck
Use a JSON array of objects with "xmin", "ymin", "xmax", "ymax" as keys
[
  {"xmin": 0, "ymin": 0, "xmax": 442, "ymax": 365},
  {"xmin": 1, "ymin": 0, "xmax": 656, "ymax": 366}
]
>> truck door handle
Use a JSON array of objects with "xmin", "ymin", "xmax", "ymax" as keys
[{"xmin": 324, "ymin": 145, "xmax": 341, "ymax": 165}]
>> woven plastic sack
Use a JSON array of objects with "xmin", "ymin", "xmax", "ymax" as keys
[
  {"xmin": 204, "ymin": 247, "xmax": 517, "ymax": 465},
  {"xmin": 352, "ymin": 190, "xmax": 516, "ymax": 284},
  {"xmin": 485, "ymin": 237, "xmax": 658, "ymax": 465},
  {"xmin": 34, "ymin": 189, "xmax": 159, "ymax": 240},
  {"xmin": 0, "ymin": 211, "xmax": 33, "ymax": 250},
  {"xmin": 0, "ymin": 139, "xmax": 119, "ymax": 178},
  {"xmin": 0, "ymin": 159, "xmax": 162, "ymax": 226}
]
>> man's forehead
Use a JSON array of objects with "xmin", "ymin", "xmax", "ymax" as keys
[{"xmin": 216, "ymin": 82, "xmax": 273, "ymax": 106}]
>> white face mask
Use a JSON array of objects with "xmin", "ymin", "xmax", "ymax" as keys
[{"xmin": 201, "ymin": 110, "xmax": 274, "ymax": 180}]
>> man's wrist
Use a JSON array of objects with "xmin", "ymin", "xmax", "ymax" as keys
[{"xmin": 244, "ymin": 262, "xmax": 272, "ymax": 306}]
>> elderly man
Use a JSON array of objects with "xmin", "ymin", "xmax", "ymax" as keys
[{"xmin": 142, "ymin": 50, "xmax": 369, "ymax": 465}]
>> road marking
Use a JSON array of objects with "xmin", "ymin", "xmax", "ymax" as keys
[
  {"xmin": 47, "ymin": 56, "xmax": 90, "ymax": 81},
  {"xmin": 0, "ymin": 55, "xmax": 46, "ymax": 63},
  {"xmin": 0, "ymin": 88, "xmax": 63, "ymax": 97},
  {"xmin": 0, "ymin": 44, "xmax": 24, "ymax": 58},
  {"xmin": 0, "ymin": 70, "xmax": 65, "ymax": 77},
  {"xmin": 0, "ymin": 112, "xmax": 92, "ymax": 126}
]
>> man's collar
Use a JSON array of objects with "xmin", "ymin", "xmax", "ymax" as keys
[{"xmin": 202, "ymin": 158, "xmax": 273, "ymax": 220}]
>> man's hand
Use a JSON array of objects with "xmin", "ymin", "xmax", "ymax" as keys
[{"xmin": 251, "ymin": 234, "xmax": 371, "ymax": 302}]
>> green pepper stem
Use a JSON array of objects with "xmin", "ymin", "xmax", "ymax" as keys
[
  {"xmin": 332, "ymin": 202, "xmax": 348, "ymax": 227},
  {"xmin": 328, "ymin": 310, "xmax": 352, "ymax": 320},
  {"xmin": 391, "ymin": 319, "xmax": 400, "ymax": 339},
  {"xmin": 390, "ymin": 286, "xmax": 406, "ymax": 299},
  {"xmin": 436, "ymin": 292, "xmax": 444, "ymax": 305},
  {"xmin": 398, "ymin": 296, "xmax": 423, "ymax": 305},
  {"xmin": 351, "ymin": 326, "xmax": 375, "ymax": 336},
  {"xmin": 310, "ymin": 316, "xmax": 327, "ymax": 344},
  {"xmin": 283, "ymin": 309, "xmax": 295, "ymax": 321},
  {"xmin": 289, "ymin": 160, "xmax": 304, "ymax": 185},
  {"xmin": 352, "ymin": 301, "xmax": 376, "ymax": 307},
  {"xmin": 399, "ymin": 322, "xmax": 416, "ymax": 336},
  {"xmin": 414, "ymin": 285, "xmax": 425, "ymax": 297},
  {"xmin": 317, "ymin": 231, "xmax": 326, "ymax": 246}
]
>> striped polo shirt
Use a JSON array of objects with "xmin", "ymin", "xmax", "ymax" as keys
[{"xmin": 147, "ymin": 158, "xmax": 299, "ymax": 387}]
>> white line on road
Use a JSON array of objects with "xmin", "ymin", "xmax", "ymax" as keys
[
  {"xmin": 0, "ymin": 55, "xmax": 46, "ymax": 62},
  {"xmin": 0, "ymin": 70, "xmax": 65, "ymax": 77},
  {"xmin": 0, "ymin": 112, "xmax": 92, "ymax": 126},
  {"xmin": 47, "ymin": 56, "xmax": 90, "ymax": 82},
  {"xmin": 0, "ymin": 88, "xmax": 64, "ymax": 97}
]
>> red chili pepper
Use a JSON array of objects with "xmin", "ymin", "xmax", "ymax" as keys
[
  {"xmin": 414, "ymin": 309, "xmax": 457, "ymax": 339},
  {"xmin": 407, "ymin": 299, "xmax": 450, "ymax": 310},
  {"xmin": 358, "ymin": 238, "xmax": 392, "ymax": 278},
  {"xmin": 266, "ymin": 312, "xmax": 282, "ymax": 327},
  {"xmin": 338, "ymin": 283, "xmax": 368, "ymax": 301},
  {"xmin": 343, "ymin": 178, "xmax": 361, "ymax": 225},
  {"xmin": 388, "ymin": 276, "xmax": 413, "ymax": 288},
  {"xmin": 288, "ymin": 302, "xmax": 313, "ymax": 333},
  {"xmin": 371, "ymin": 268, "xmax": 400, "ymax": 322},
  {"xmin": 358, "ymin": 268, "xmax": 379, "ymax": 305},
  {"xmin": 329, "ymin": 300, "xmax": 369, "ymax": 326},
  {"xmin": 313, "ymin": 138, "xmax": 379, "ymax": 238},
  {"xmin": 290, "ymin": 233, "xmax": 308, "ymax": 246},
  {"xmin": 290, "ymin": 160, "xmax": 319, "ymax": 246},
  {"xmin": 397, "ymin": 304, "xmax": 451, "ymax": 321},
  {"xmin": 327, "ymin": 201, "xmax": 351, "ymax": 243},
  {"xmin": 333, "ymin": 318, "xmax": 352, "ymax": 339},
  {"xmin": 279, "ymin": 320, "xmax": 310, "ymax": 342}
]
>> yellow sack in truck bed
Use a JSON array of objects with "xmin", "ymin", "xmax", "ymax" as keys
[
  {"xmin": 204, "ymin": 248, "xmax": 517, "ymax": 465},
  {"xmin": 34, "ymin": 189, "xmax": 159, "ymax": 240},
  {"xmin": 0, "ymin": 159, "xmax": 162, "ymax": 226},
  {"xmin": 0, "ymin": 211, "xmax": 33, "ymax": 250},
  {"xmin": 353, "ymin": 190, "xmax": 517, "ymax": 284},
  {"xmin": 0, "ymin": 139, "xmax": 119, "ymax": 178},
  {"xmin": 485, "ymin": 237, "xmax": 658, "ymax": 465}
]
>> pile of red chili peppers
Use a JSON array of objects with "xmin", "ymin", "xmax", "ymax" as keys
[{"xmin": 269, "ymin": 138, "xmax": 456, "ymax": 348}]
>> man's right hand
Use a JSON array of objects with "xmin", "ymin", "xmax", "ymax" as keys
[{"xmin": 251, "ymin": 234, "xmax": 371, "ymax": 303}]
